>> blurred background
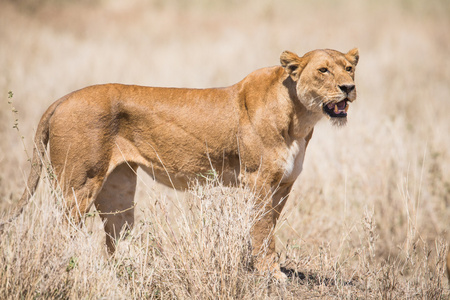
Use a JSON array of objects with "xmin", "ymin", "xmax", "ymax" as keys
[{"xmin": 1, "ymin": 0, "xmax": 449, "ymax": 265}]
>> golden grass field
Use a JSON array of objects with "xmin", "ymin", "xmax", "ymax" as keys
[{"xmin": 1, "ymin": 0, "xmax": 450, "ymax": 298}]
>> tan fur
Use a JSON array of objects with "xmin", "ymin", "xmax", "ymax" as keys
[
  {"xmin": 4, "ymin": 48, "xmax": 359, "ymax": 279},
  {"xmin": 447, "ymin": 249, "xmax": 450, "ymax": 284}
]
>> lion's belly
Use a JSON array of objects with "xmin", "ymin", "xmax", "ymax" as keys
[
  {"xmin": 138, "ymin": 152, "xmax": 241, "ymax": 190},
  {"xmin": 280, "ymin": 139, "xmax": 306, "ymax": 184},
  {"xmin": 140, "ymin": 165, "xmax": 192, "ymax": 190}
]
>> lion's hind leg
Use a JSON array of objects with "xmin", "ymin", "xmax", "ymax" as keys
[
  {"xmin": 59, "ymin": 170, "xmax": 105, "ymax": 228},
  {"xmin": 94, "ymin": 163, "xmax": 138, "ymax": 254}
]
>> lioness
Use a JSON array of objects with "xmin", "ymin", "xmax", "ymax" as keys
[{"xmin": 4, "ymin": 48, "xmax": 359, "ymax": 279}]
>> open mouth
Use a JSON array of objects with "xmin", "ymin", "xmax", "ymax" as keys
[{"xmin": 323, "ymin": 99, "xmax": 349, "ymax": 118}]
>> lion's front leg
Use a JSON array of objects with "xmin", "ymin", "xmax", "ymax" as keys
[
  {"xmin": 251, "ymin": 206, "xmax": 278, "ymax": 273},
  {"xmin": 251, "ymin": 183, "xmax": 293, "ymax": 280}
]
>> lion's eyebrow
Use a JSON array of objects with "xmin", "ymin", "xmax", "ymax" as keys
[{"xmin": 333, "ymin": 58, "xmax": 349, "ymax": 68}]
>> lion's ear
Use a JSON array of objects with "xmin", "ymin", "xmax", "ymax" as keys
[
  {"xmin": 280, "ymin": 50, "xmax": 304, "ymax": 81},
  {"xmin": 346, "ymin": 48, "xmax": 359, "ymax": 66}
]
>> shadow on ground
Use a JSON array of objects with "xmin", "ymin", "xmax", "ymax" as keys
[{"xmin": 281, "ymin": 267, "xmax": 355, "ymax": 286}]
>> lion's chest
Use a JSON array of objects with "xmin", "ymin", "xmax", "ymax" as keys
[{"xmin": 280, "ymin": 139, "xmax": 306, "ymax": 184}]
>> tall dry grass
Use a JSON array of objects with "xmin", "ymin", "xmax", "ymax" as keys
[
  {"xmin": 1, "ymin": 0, "xmax": 450, "ymax": 298},
  {"xmin": 0, "ymin": 173, "xmax": 273, "ymax": 299}
]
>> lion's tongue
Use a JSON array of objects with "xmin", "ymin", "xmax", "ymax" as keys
[
  {"xmin": 337, "ymin": 101, "xmax": 347, "ymax": 110},
  {"xmin": 327, "ymin": 100, "xmax": 348, "ymax": 114}
]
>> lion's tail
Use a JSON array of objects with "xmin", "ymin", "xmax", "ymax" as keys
[
  {"xmin": 447, "ymin": 246, "xmax": 450, "ymax": 285},
  {"xmin": 0, "ymin": 97, "xmax": 66, "ymax": 233}
]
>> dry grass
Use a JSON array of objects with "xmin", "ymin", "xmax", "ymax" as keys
[{"xmin": 1, "ymin": 0, "xmax": 450, "ymax": 298}]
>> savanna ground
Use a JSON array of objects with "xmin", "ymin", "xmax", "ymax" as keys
[{"xmin": 1, "ymin": 0, "xmax": 450, "ymax": 298}]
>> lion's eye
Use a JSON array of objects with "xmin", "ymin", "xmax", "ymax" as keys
[
  {"xmin": 319, "ymin": 68, "xmax": 328, "ymax": 73},
  {"xmin": 346, "ymin": 66, "xmax": 353, "ymax": 72}
]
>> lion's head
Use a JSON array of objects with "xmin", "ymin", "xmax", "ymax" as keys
[{"xmin": 280, "ymin": 48, "xmax": 359, "ymax": 126}]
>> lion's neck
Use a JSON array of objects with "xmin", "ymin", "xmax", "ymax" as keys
[
  {"xmin": 282, "ymin": 76, "xmax": 323, "ymax": 140},
  {"xmin": 236, "ymin": 66, "xmax": 323, "ymax": 142},
  {"xmin": 290, "ymin": 104, "xmax": 322, "ymax": 140}
]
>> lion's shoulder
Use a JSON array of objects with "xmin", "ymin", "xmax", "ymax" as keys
[{"xmin": 240, "ymin": 66, "xmax": 285, "ymax": 85}]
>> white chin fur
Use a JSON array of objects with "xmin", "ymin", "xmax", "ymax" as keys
[{"xmin": 330, "ymin": 117, "xmax": 347, "ymax": 127}]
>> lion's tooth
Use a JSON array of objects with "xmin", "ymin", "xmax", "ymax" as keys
[
  {"xmin": 345, "ymin": 104, "xmax": 349, "ymax": 113},
  {"xmin": 334, "ymin": 104, "xmax": 339, "ymax": 114}
]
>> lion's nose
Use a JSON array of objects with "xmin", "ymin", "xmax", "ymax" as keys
[{"xmin": 338, "ymin": 84, "xmax": 355, "ymax": 95}]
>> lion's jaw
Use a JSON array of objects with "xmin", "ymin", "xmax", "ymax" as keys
[{"xmin": 281, "ymin": 48, "xmax": 359, "ymax": 127}]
